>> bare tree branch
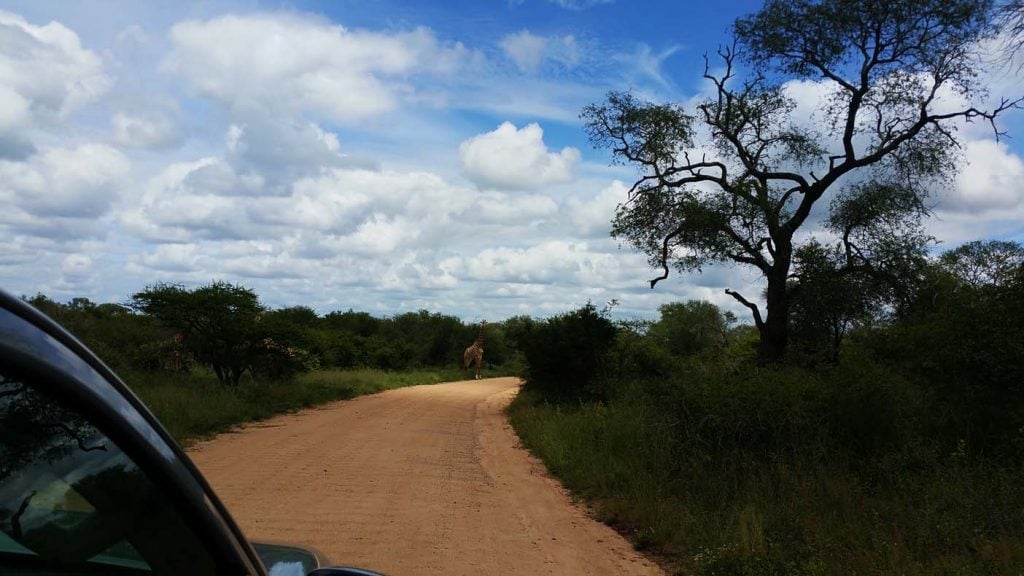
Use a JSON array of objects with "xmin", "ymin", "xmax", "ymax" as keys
[{"xmin": 725, "ymin": 288, "xmax": 765, "ymax": 330}]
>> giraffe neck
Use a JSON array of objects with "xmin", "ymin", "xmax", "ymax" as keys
[{"xmin": 474, "ymin": 322, "xmax": 486, "ymax": 347}]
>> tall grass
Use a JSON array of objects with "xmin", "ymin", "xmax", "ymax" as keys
[
  {"xmin": 508, "ymin": 361, "xmax": 1024, "ymax": 575},
  {"xmin": 124, "ymin": 366, "xmax": 480, "ymax": 445}
]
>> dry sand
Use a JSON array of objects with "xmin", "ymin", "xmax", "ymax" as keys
[{"xmin": 187, "ymin": 377, "xmax": 664, "ymax": 576}]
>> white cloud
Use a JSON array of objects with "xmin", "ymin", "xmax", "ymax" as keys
[
  {"xmin": 614, "ymin": 43, "xmax": 680, "ymax": 90},
  {"xmin": 567, "ymin": 180, "xmax": 626, "ymax": 236},
  {"xmin": 60, "ymin": 253, "xmax": 93, "ymax": 279},
  {"xmin": 0, "ymin": 144, "xmax": 130, "ymax": 239},
  {"xmin": 460, "ymin": 240, "xmax": 625, "ymax": 285},
  {"xmin": 0, "ymin": 10, "xmax": 109, "ymax": 158},
  {"xmin": 922, "ymin": 139, "xmax": 1024, "ymax": 244},
  {"xmin": 500, "ymin": 30, "xmax": 546, "ymax": 73},
  {"xmin": 549, "ymin": 0, "xmax": 614, "ymax": 9},
  {"xmin": 0, "ymin": 10, "xmax": 109, "ymax": 115},
  {"xmin": 140, "ymin": 243, "xmax": 200, "ymax": 272},
  {"xmin": 126, "ymin": 160, "xmax": 477, "ymax": 249},
  {"xmin": 943, "ymin": 139, "xmax": 1024, "ymax": 213},
  {"xmin": 165, "ymin": 13, "xmax": 470, "ymax": 123},
  {"xmin": 468, "ymin": 191, "xmax": 559, "ymax": 224},
  {"xmin": 111, "ymin": 111, "xmax": 183, "ymax": 149},
  {"xmin": 459, "ymin": 122, "xmax": 580, "ymax": 190},
  {"xmin": 500, "ymin": 30, "xmax": 579, "ymax": 73},
  {"xmin": 223, "ymin": 115, "xmax": 366, "ymax": 186}
]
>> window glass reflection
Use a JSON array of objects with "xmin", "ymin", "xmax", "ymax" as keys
[{"xmin": 0, "ymin": 373, "xmax": 216, "ymax": 574}]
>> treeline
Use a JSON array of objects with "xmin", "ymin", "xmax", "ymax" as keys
[
  {"xmin": 510, "ymin": 240, "xmax": 1024, "ymax": 574},
  {"xmin": 26, "ymin": 283, "xmax": 525, "ymax": 385}
]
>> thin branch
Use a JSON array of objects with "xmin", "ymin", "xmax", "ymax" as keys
[{"xmin": 649, "ymin": 228, "xmax": 684, "ymax": 288}]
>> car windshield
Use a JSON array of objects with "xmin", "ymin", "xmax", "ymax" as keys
[{"xmin": 0, "ymin": 372, "xmax": 216, "ymax": 575}]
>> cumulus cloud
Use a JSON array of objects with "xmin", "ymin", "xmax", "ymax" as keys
[
  {"xmin": 465, "ymin": 191, "xmax": 559, "ymax": 225},
  {"xmin": 458, "ymin": 240, "xmax": 623, "ymax": 285},
  {"xmin": 222, "ymin": 116, "xmax": 372, "ymax": 189},
  {"xmin": 165, "ymin": 13, "xmax": 470, "ymax": 123},
  {"xmin": 125, "ymin": 160, "xmax": 477, "ymax": 250},
  {"xmin": 140, "ymin": 243, "xmax": 200, "ymax": 273},
  {"xmin": 0, "ymin": 10, "xmax": 109, "ymax": 158},
  {"xmin": 459, "ymin": 122, "xmax": 580, "ymax": 190},
  {"xmin": 567, "ymin": 180, "xmax": 627, "ymax": 237},
  {"xmin": 0, "ymin": 144, "xmax": 130, "ymax": 238},
  {"xmin": 60, "ymin": 253, "xmax": 93, "ymax": 280},
  {"xmin": 943, "ymin": 139, "xmax": 1024, "ymax": 214}
]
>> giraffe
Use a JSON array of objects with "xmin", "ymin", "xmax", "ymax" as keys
[
  {"xmin": 157, "ymin": 331, "xmax": 187, "ymax": 373},
  {"xmin": 463, "ymin": 320, "xmax": 487, "ymax": 380}
]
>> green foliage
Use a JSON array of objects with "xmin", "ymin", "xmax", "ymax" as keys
[
  {"xmin": 581, "ymin": 91, "xmax": 694, "ymax": 168},
  {"xmin": 521, "ymin": 303, "xmax": 617, "ymax": 401},
  {"xmin": 607, "ymin": 319, "xmax": 675, "ymax": 381},
  {"xmin": 649, "ymin": 300, "xmax": 731, "ymax": 357},
  {"xmin": 939, "ymin": 240, "xmax": 1024, "ymax": 288},
  {"xmin": 509, "ymin": 355, "xmax": 1024, "ymax": 575},
  {"xmin": 501, "ymin": 315, "xmax": 537, "ymax": 349},
  {"xmin": 868, "ymin": 243, "xmax": 1024, "ymax": 459},
  {"xmin": 132, "ymin": 282, "xmax": 267, "ymax": 385},
  {"xmin": 787, "ymin": 242, "xmax": 878, "ymax": 364},
  {"xmin": 27, "ymin": 286, "xmax": 527, "ymax": 383},
  {"xmin": 23, "ymin": 294, "xmax": 172, "ymax": 372},
  {"xmin": 736, "ymin": 0, "xmax": 995, "ymax": 83}
]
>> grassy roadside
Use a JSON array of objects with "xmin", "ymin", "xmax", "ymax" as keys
[
  {"xmin": 507, "ymin": 382, "xmax": 1024, "ymax": 575},
  {"xmin": 124, "ymin": 367, "xmax": 491, "ymax": 446}
]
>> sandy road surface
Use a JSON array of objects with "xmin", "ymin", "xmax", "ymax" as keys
[{"xmin": 187, "ymin": 377, "xmax": 663, "ymax": 576}]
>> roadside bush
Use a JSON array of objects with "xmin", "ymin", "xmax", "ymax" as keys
[
  {"xmin": 655, "ymin": 353, "xmax": 918, "ymax": 460},
  {"xmin": 248, "ymin": 343, "xmax": 320, "ymax": 380},
  {"xmin": 606, "ymin": 321, "xmax": 675, "ymax": 383},
  {"xmin": 820, "ymin": 350, "xmax": 920, "ymax": 456},
  {"xmin": 521, "ymin": 303, "xmax": 617, "ymax": 401},
  {"xmin": 864, "ymin": 261, "xmax": 1024, "ymax": 459},
  {"xmin": 667, "ymin": 365, "xmax": 828, "ymax": 457}
]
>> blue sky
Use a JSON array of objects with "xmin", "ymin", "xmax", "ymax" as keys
[{"xmin": 0, "ymin": 0, "xmax": 1022, "ymax": 322}]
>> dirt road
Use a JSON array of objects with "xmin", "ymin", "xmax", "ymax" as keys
[{"xmin": 187, "ymin": 377, "xmax": 663, "ymax": 576}]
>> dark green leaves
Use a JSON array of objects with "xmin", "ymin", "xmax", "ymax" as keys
[
  {"xmin": 582, "ymin": 91, "xmax": 693, "ymax": 170},
  {"xmin": 736, "ymin": 0, "xmax": 995, "ymax": 83}
]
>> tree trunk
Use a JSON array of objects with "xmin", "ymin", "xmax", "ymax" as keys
[
  {"xmin": 757, "ymin": 271, "xmax": 789, "ymax": 364},
  {"xmin": 228, "ymin": 365, "xmax": 242, "ymax": 386}
]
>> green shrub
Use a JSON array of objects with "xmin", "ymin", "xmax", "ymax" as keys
[
  {"xmin": 521, "ymin": 303, "xmax": 617, "ymax": 401},
  {"xmin": 607, "ymin": 324, "xmax": 675, "ymax": 384}
]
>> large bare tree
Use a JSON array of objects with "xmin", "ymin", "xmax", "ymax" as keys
[{"xmin": 583, "ymin": 0, "xmax": 1021, "ymax": 363}]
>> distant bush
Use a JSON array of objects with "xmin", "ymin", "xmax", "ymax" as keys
[{"xmin": 521, "ymin": 303, "xmax": 617, "ymax": 401}]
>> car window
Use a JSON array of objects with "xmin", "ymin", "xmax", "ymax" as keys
[{"xmin": 0, "ymin": 371, "xmax": 217, "ymax": 575}]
